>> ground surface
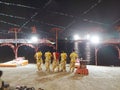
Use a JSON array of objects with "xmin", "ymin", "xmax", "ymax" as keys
[{"xmin": 0, "ymin": 64, "xmax": 120, "ymax": 90}]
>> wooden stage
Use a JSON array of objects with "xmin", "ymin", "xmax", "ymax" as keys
[{"xmin": 0, "ymin": 57, "xmax": 28, "ymax": 67}]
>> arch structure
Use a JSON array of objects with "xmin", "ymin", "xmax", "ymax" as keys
[
  {"xmin": 95, "ymin": 43, "xmax": 120, "ymax": 65},
  {"xmin": 0, "ymin": 39, "xmax": 55, "ymax": 59}
]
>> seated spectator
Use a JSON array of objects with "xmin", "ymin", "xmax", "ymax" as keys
[
  {"xmin": 0, "ymin": 70, "xmax": 4, "ymax": 89},
  {"xmin": 0, "ymin": 70, "xmax": 9, "ymax": 90}
]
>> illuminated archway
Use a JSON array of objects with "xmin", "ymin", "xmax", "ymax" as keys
[
  {"xmin": 17, "ymin": 43, "xmax": 36, "ymax": 58},
  {"xmin": 0, "ymin": 43, "xmax": 15, "ymax": 62},
  {"xmin": 0, "ymin": 43, "xmax": 15, "ymax": 51},
  {"xmin": 95, "ymin": 44, "xmax": 120, "ymax": 66}
]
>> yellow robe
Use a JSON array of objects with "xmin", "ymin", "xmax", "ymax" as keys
[
  {"xmin": 45, "ymin": 51, "xmax": 52, "ymax": 72},
  {"xmin": 69, "ymin": 51, "xmax": 78, "ymax": 72},
  {"xmin": 60, "ymin": 52, "xmax": 67, "ymax": 71},
  {"xmin": 34, "ymin": 51, "xmax": 43, "ymax": 71}
]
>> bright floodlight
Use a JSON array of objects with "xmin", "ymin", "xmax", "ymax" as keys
[
  {"xmin": 90, "ymin": 36, "xmax": 100, "ymax": 44},
  {"xmin": 86, "ymin": 34, "xmax": 90, "ymax": 40},
  {"xmin": 74, "ymin": 34, "xmax": 80, "ymax": 40},
  {"xmin": 31, "ymin": 36, "xmax": 38, "ymax": 43}
]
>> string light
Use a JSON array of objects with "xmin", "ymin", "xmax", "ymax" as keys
[
  {"xmin": 0, "ymin": 13, "xmax": 26, "ymax": 19},
  {"xmin": 0, "ymin": 20, "xmax": 20, "ymax": 27},
  {"xmin": 112, "ymin": 18, "xmax": 120, "ymax": 24},
  {"xmin": 0, "ymin": 0, "xmax": 102, "ymax": 30},
  {"xmin": 0, "ymin": 1, "xmax": 37, "ymax": 9},
  {"xmin": 83, "ymin": 18, "xmax": 109, "ymax": 25},
  {"xmin": 0, "ymin": 12, "xmax": 65, "ymax": 29},
  {"xmin": 47, "ymin": 11, "xmax": 75, "ymax": 18},
  {"xmin": 82, "ymin": 0, "xmax": 102, "ymax": 15}
]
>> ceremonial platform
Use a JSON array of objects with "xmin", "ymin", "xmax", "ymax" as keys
[
  {"xmin": 75, "ymin": 60, "xmax": 89, "ymax": 75},
  {"xmin": 0, "ymin": 57, "xmax": 28, "ymax": 67}
]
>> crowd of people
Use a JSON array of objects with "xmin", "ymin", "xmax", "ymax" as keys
[
  {"xmin": 15, "ymin": 85, "xmax": 44, "ymax": 90},
  {"xmin": 34, "ymin": 50, "xmax": 78, "ymax": 72},
  {"xmin": 0, "ymin": 50, "xmax": 79, "ymax": 90},
  {"xmin": 0, "ymin": 70, "xmax": 45, "ymax": 90}
]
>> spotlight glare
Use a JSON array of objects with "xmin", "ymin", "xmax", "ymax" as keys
[
  {"xmin": 86, "ymin": 34, "xmax": 90, "ymax": 40},
  {"xmin": 74, "ymin": 34, "xmax": 80, "ymax": 40},
  {"xmin": 90, "ymin": 36, "xmax": 100, "ymax": 44},
  {"xmin": 31, "ymin": 36, "xmax": 38, "ymax": 43}
]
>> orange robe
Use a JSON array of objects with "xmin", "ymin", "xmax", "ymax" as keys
[{"xmin": 52, "ymin": 52, "xmax": 59, "ymax": 72}]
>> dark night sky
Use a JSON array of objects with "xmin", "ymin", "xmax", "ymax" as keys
[{"xmin": 0, "ymin": 0, "xmax": 120, "ymax": 39}]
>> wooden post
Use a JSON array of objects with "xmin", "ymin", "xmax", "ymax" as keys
[
  {"xmin": 9, "ymin": 28, "xmax": 20, "ymax": 59},
  {"xmin": 51, "ymin": 28, "xmax": 61, "ymax": 51},
  {"xmin": 95, "ymin": 47, "xmax": 98, "ymax": 65}
]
